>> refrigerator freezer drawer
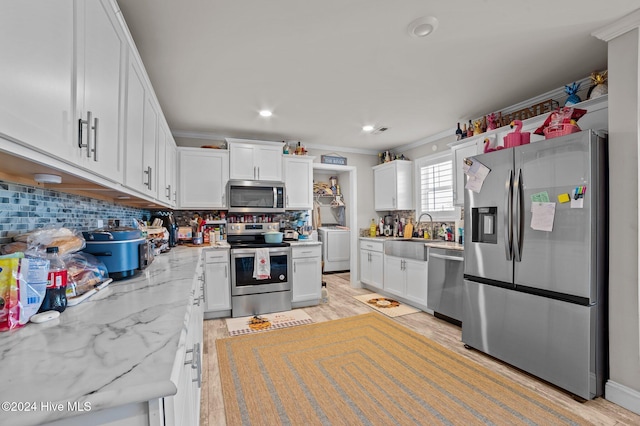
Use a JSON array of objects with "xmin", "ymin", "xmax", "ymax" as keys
[{"xmin": 462, "ymin": 280, "xmax": 603, "ymax": 400}]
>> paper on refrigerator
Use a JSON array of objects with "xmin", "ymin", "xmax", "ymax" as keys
[
  {"xmin": 530, "ymin": 202, "xmax": 556, "ymax": 232},
  {"xmin": 463, "ymin": 158, "xmax": 490, "ymax": 193}
]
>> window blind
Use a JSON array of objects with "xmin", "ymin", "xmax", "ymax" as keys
[{"xmin": 419, "ymin": 160, "xmax": 453, "ymax": 212}]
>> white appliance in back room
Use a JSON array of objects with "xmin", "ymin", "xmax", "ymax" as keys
[{"xmin": 318, "ymin": 226, "xmax": 350, "ymax": 272}]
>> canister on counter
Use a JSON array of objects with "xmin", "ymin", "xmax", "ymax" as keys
[{"xmin": 192, "ymin": 232, "xmax": 203, "ymax": 245}]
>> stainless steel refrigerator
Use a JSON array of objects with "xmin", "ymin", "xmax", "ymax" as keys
[{"xmin": 462, "ymin": 130, "xmax": 608, "ymax": 400}]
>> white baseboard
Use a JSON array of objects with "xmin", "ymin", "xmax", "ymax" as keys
[{"xmin": 606, "ymin": 380, "xmax": 640, "ymax": 415}]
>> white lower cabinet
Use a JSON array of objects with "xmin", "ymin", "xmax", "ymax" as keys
[
  {"xmin": 203, "ymin": 249, "xmax": 231, "ymax": 318},
  {"xmin": 291, "ymin": 245, "xmax": 322, "ymax": 307},
  {"xmin": 163, "ymin": 261, "xmax": 204, "ymax": 426},
  {"xmin": 383, "ymin": 255, "xmax": 428, "ymax": 309},
  {"xmin": 359, "ymin": 240, "xmax": 384, "ymax": 291}
]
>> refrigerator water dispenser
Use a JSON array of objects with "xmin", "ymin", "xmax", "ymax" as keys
[{"xmin": 472, "ymin": 207, "xmax": 497, "ymax": 244}]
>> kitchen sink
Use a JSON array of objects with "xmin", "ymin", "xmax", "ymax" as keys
[{"xmin": 384, "ymin": 240, "xmax": 429, "ymax": 261}]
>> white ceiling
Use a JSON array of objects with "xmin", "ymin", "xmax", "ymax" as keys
[{"xmin": 117, "ymin": 0, "xmax": 638, "ymax": 152}]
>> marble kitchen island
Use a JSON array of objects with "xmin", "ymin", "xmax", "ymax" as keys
[{"xmin": 0, "ymin": 246, "xmax": 204, "ymax": 426}]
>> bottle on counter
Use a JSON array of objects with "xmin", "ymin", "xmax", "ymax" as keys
[
  {"xmin": 379, "ymin": 217, "xmax": 384, "ymax": 236},
  {"xmin": 455, "ymin": 122, "xmax": 463, "ymax": 140},
  {"xmin": 38, "ymin": 246, "xmax": 68, "ymax": 313},
  {"xmin": 369, "ymin": 219, "xmax": 377, "ymax": 237}
]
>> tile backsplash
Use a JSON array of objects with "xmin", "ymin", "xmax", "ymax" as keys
[{"xmin": 0, "ymin": 180, "xmax": 150, "ymax": 245}]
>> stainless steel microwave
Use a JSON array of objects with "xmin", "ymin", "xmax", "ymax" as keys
[{"xmin": 227, "ymin": 180, "xmax": 286, "ymax": 213}]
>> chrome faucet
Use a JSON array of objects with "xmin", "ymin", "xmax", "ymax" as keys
[{"xmin": 417, "ymin": 213, "xmax": 434, "ymax": 239}]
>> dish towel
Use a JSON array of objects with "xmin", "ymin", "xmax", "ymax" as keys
[{"xmin": 253, "ymin": 248, "xmax": 271, "ymax": 280}]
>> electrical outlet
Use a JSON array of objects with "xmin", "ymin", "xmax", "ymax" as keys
[{"xmin": 96, "ymin": 219, "xmax": 104, "ymax": 228}]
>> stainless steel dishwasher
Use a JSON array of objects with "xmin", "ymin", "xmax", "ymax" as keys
[{"xmin": 427, "ymin": 247, "xmax": 464, "ymax": 324}]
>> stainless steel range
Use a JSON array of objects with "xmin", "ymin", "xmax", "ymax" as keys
[{"xmin": 227, "ymin": 222, "xmax": 291, "ymax": 317}]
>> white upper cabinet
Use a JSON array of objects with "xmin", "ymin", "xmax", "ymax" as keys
[
  {"xmin": 166, "ymin": 135, "xmax": 178, "ymax": 207},
  {"xmin": 142, "ymin": 96, "xmax": 159, "ymax": 197},
  {"xmin": 283, "ymin": 156, "xmax": 314, "ymax": 210},
  {"xmin": 123, "ymin": 54, "xmax": 146, "ymax": 193},
  {"xmin": 227, "ymin": 139, "xmax": 283, "ymax": 181},
  {"xmin": 157, "ymin": 124, "xmax": 177, "ymax": 206},
  {"xmin": 123, "ymin": 52, "xmax": 158, "ymax": 199},
  {"xmin": 373, "ymin": 160, "xmax": 413, "ymax": 211},
  {"xmin": 178, "ymin": 148, "xmax": 229, "ymax": 209},
  {"xmin": 450, "ymin": 138, "xmax": 482, "ymax": 206},
  {"xmin": 0, "ymin": 0, "xmax": 74, "ymax": 159},
  {"xmin": 0, "ymin": 0, "xmax": 124, "ymax": 182},
  {"xmin": 75, "ymin": 0, "xmax": 125, "ymax": 181}
]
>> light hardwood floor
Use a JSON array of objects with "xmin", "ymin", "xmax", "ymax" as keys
[{"xmin": 200, "ymin": 272, "xmax": 640, "ymax": 425}]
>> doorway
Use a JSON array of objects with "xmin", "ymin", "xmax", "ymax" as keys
[{"xmin": 312, "ymin": 163, "xmax": 359, "ymax": 287}]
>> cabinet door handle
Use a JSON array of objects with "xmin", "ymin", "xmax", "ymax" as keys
[
  {"xmin": 286, "ymin": 195, "xmax": 289, "ymax": 207},
  {"xmin": 221, "ymin": 192, "xmax": 225, "ymax": 206},
  {"xmin": 193, "ymin": 342, "xmax": 202, "ymax": 388},
  {"xmin": 253, "ymin": 166, "xmax": 257, "ymax": 179},
  {"xmin": 91, "ymin": 116, "xmax": 99, "ymax": 161},
  {"xmin": 294, "ymin": 262, "xmax": 296, "ymax": 273},
  {"xmin": 174, "ymin": 190, "xmax": 177, "ymax": 203},
  {"xmin": 144, "ymin": 166, "xmax": 152, "ymax": 190},
  {"xmin": 78, "ymin": 111, "xmax": 93, "ymax": 157},
  {"xmin": 224, "ymin": 264, "xmax": 227, "ymax": 278},
  {"xmin": 392, "ymin": 197, "xmax": 396, "ymax": 207},
  {"xmin": 257, "ymin": 166, "xmax": 260, "ymax": 180}
]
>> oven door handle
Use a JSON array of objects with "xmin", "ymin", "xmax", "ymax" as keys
[{"xmin": 231, "ymin": 248, "xmax": 290, "ymax": 256}]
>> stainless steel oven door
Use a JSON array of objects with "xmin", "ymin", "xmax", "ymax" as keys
[{"xmin": 230, "ymin": 247, "xmax": 290, "ymax": 295}]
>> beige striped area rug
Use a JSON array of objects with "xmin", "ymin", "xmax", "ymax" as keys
[{"xmin": 217, "ymin": 313, "xmax": 589, "ymax": 425}]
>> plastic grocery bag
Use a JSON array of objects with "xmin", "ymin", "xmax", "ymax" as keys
[
  {"xmin": 0, "ymin": 253, "xmax": 49, "ymax": 330},
  {"xmin": 0, "ymin": 253, "xmax": 23, "ymax": 331},
  {"xmin": 18, "ymin": 257, "xmax": 49, "ymax": 323}
]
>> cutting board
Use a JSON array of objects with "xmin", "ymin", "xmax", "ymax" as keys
[{"xmin": 403, "ymin": 222, "xmax": 413, "ymax": 239}]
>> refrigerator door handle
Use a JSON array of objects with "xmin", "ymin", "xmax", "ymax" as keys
[
  {"xmin": 513, "ymin": 168, "xmax": 524, "ymax": 262},
  {"xmin": 504, "ymin": 169, "xmax": 514, "ymax": 260}
]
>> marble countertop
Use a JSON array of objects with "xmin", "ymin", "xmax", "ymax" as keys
[
  {"xmin": 0, "ymin": 247, "xmax": 202, "ymax": 426},
  {"xmin": 359, "ymin": 236, "xmax": 464, "ymax": 251}
]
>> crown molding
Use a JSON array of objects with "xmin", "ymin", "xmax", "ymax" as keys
[
  {"xmin": 592, "ymin": 8, "xmax": 640, "ymax": 42},
  {"xmin": 171, "ymin": 130, "xmax": 228, "ymax": 141},
  {"xmin": 304, "ymin": 142, "xmax": 378, "ymax": 156},
  {"xmin": 394, "ymin": 128, "xmax": 454, "ymax": 152}
]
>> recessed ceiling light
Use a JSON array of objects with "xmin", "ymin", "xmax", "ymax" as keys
[
  {"xmin": 362, "ymin": 125, "xmax": 374, "ymax": 132},
  {"xmin": 408, "ymin": 16, "xmax": 439, "ymax": 38},
  {"xmin": 34, "ymin": 173, "xmax": 62, "ymax": 184},
  {"xmin": 116, "ymin": 196, "xmax": 131, "ymax": 200},
  {"xmin": 259, "ymin": 110, "xmax": 272, "ymax": 117}
]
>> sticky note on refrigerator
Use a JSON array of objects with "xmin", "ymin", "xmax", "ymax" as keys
[
  {"xmin": 531, "ymin": 202, "xmax": 556, "ymax": 232},
  {"xmin": 531, "ymin": 191, "xmax": 550, "ymax": 203},
  {"xmin": 464, "ymin": 159, "xmax": 490, "ymax": 193},
  {"xmin": 557, "ymin": 193, "xmax": 571, "ymax": 203}
]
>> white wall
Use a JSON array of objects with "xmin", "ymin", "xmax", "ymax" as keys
[{"xmin": 604, "ymin": 26, "xmax": 640, "ymax": 412}]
